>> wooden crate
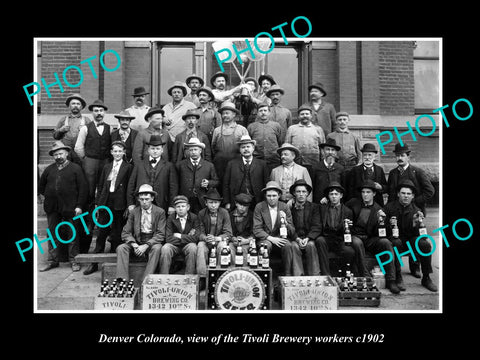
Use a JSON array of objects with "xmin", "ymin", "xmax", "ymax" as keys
[
  {"xmin": 94, "ymin": 288, "xmax": 138, "ymax": 310},
  {"xmin": 335, "ymin": 277, "xmax": 381, "ymax": 307},
  {"xmin": 279, "ymin": 276, "xmax": 338, "ymax": 310}
]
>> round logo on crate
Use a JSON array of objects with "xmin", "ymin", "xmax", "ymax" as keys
[{"xmin": 214, "ymin": 268, "xmax": 265, "ymax": 310}]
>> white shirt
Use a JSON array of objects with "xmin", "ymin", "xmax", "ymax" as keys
[
  {"xmin": 268, "ymin": 205, "xmax": 278, "ymax": 227},
  {"xmin": 108, "ymin": 159, "xmax": 123, "ymax": 192},
  {"xmin": 176, "ymin": 214, "xmax": 188, "ymax": 231},
  {"xmin": 126, "ymin": 105, "xmax": 151, "ymax": 132},
  {"xmin": 141, "ymin": 207, "xmax": 153, "ymax": 233}
]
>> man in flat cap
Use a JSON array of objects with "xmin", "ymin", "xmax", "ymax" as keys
[
  {"xmin": 53, "ymin": 93, "xmax": 90, "ymax": 165},
  {"xmin": 38, "ymin": 141, "xmax": 88, "ymax": 272},
  {"xmin": 383, "ymin": 180, "xmax": 437, "ymax": 291},
  {"xmin": 127, "ymin": 135, "xmax": 178, "ymax": 216},
  {"xmin": 176, "ymin": 137, "xmax": 219, "ymax": 214},
  {"xmin": 223, "ymin": 135, "xmax": 270, "ymax": 211},
  {"xmin": 184, "ymin": 74, "xmax": 204, "ymax": 107},
  {"xmin": 247, "ymin": 101, "xmax": 285, "ymax": 173},
  {"xmin": 111, "ymin": 110, "xmax": 138, "ymax": 164},
  {"xmin": 74, "ymin": 99, "xmax": 112, "ymax": 252},
  {"xmin": 266, "ymin": 84, "xmax": 293, "ymax": 129},
  {"xmin": 171, "ymin": 109, "xmax": 212, "ymax": 164},
  {"xmin": 306, "ymin": 82, "xmax": 336, "ymax": 136},
  {"xmin": 160, "ymin": 195, "xmax": 201, "ymax": 274},
  {"xmin": 253, "ymin": 181, "xmax": 296, "ymax": 277},
  {"xmin": 286, "ymin": 103, "xmax": 326, "ymax": 175},
  {"xmin": 132, "ymin": 107, "xmax": 172, "ymax": 164},
  {"xmin": 126, "ymin": 86, "xmax": 151, "ymax": 131},
  {"xmin": 162, "ymin": 81, "xmax": 197, "ymax": 142},
  {"xmin": 195, "ymin": 86, "xmax": 222, "ymax": 143},
  {"xmin": 116, "ymin": 184, "xmax": 165, "ymax": 280},
  {"xmin": 346, "ymin": 143, "xmax": 387, "ymax": 205},
  {"xmin": 270, "ymin": 143, "xmax": 312, "ymax": 203}
]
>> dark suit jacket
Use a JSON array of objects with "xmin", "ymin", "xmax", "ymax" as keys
[
  {"xmin": 319, "ymin": 203, "xmax": 353, "ymax": 237},
  {"xmin": 39, "ymin": 161, "xmax": 88, "ymax": 215},
  {"xmin": 111, "ymin": 128, "xmax": 138, "ymax": 163},
  {"xmin": 387, "ymin": 164, "xmax": 435, "ymax": 213},
  {"xmin": 176, "ymin": 158, "xmax": 219, "ymax": 207},
  {"xmin": 346, "ymin": 163, "xmax": 387, "ymax": 205},
  {"xmin": 121, "ymin": 204, "xmax": 166, "ymax": 246},
  {"xmin": 383, "ymin": 200, "xmax": 422, "ymax": 240},
  {"xmin": 127, "ymin": 158, "xmax": 178, "ymax": 211},
  {"xmin": 198, "ymin": 207, "xmax": 233, "ymax": 241},
  {"xmin": 171, "ymin": 129, "xmax": 212, "ymax": 164},
  {"xmin": 95, "ymin": 160, "xmax": 133, "ymax": 210},
  {"xmin": 291, "ymin": 201, "xmax": 322, "ymax": 240},
  {"xmin": 345, "ymin": 198, "xmax": 383, "ymax": 238},
  {"xmin": 165, "ymin": 211, "xmax": 201, "ymax": 246},
  {"xmin": 252, "ymin": 201, "xmax": 296, "ymax": 241},
  {"xmin": 132, "ymin": 128, "xmax": 173, "ymax": 164},
  {"xmin": 222, "ymin": 157, "xmax": 269, "ymax": 208},
  {"xmin": 312, "ymin": 161, "xmax": 345, "ymax": 204}
]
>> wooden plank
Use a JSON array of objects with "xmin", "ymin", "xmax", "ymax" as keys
[{"xmin": 74, "ymin": 253, "xmax": 117, "ymax": 263}]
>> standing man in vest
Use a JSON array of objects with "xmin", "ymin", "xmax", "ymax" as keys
[
  {"xmin": 111, "ymin": 110, "xmax": 138, "ymax": 164},
  {"xmin": 125, "ymin": 86, "xmax": 151, "ymax": 132},
  {"xmin": 74, "ymin": 99, "xmax": 112, "ymax": 252},
  {"xmin": 53, "ymin": 93, "xmax": 90, "ymax": 165}
]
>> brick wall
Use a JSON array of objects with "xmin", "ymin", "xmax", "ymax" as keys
[
  {"xmin": 336, "ymin": 42, "xmax": 358, "ymax": 114},
  {"xmin": 124, "ymin": 46, "xmax": 151, "ymax": 108},
  {"xmin": 39, "ymin": 41, "xmax": 81, "ymax": 114},
  {"xmin": 379, "ymin": 41, "xmax": 415, "ymax": 115},
  {"xmin": 311, "ymin": 48, "xmax": 338, "ymax": 111}
]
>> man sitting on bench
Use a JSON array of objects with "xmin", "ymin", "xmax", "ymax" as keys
[{"xmin": 116, "ymin": 184, "xmax": 165, "ymax": 280}]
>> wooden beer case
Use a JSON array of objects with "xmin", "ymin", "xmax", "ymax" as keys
[
  {"xmin": 141, "ymin": 274, "xmax": 199, "ymax": 310},
  {"xmin": 279, "ymin": 275, "xmax": 339, "ymax": 310}
]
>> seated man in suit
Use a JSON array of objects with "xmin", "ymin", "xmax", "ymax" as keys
[
  {"xmin": 315, "ymin": 181, "xmax": 368, "ymax": 277},
  {"xmin": 84, "ymin": 140, "xmax": 133, "ymax": 275},
  {"xmin": 252, "ymin": 181, "xmax": 296, "ymax": 277},
  {"xmin": 289, "ymin": 179, "xmax": 321, "ymax": 276},
  {"xmin": 196, "ymin": 188, "xmax": 233, "ymax": 277},
  {"xmin": 116, "ymin": 184, "xmax": 166, "ymax": 280},
  {"xmin": 160, "ymin": 195, "xmax": 201, "ymax": 274}
]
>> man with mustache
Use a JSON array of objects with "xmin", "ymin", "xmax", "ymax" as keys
[
  {"xmin": 74, "ymin": 99, "xmax": 112, "ymax": 253},
  {"xmin": 184, "ymin": 74, "xmax": 203, "ymax": 107},
  {"xmin": 210, "ymin": 71, "xmax": 244, "ymax": 107},
  {"xmin": 125, "ymin": 87, "xmax": 151, "ymax": 131},
  {"xmin": 266, "ymin": 84, "xmax": 293, "ymax": 129},
  {"xmin": 195, "ymin": 86, "xmax": 222, "ymax": 143},
  {"xmin": 38, "ymin": 141, "xmax": 88, "ymax": 272},
  {"xmin": 306, "ymin": 82, "xmax": 336, "ymax": 136}
]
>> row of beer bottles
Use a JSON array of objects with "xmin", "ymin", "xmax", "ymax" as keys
[
  {"xmin": 209, "ymin": 239, "xmax": 270, "ymax": 269},
  {"xmin": 344, "ymin": 212, "xmax": 427, "ymax": 245}
]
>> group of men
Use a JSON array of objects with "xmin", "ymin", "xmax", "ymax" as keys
[{"xmin": 38, "ymin": 72, "xmax": 437, "ymax": 295}]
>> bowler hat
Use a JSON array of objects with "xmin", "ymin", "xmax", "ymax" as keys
[
  {"xmin": 88, "ymin": 99, "xmax": 108, "ymax": 111},
  {"xmin": 48, "ymin": 141, "xmax": 71, "ymax": 156},
  {"xmin": 65, "ymin": 93, "xmax": 86, "ymax": 109},
  {"xmin": 297, "ymin": 103, "xmax": 313, "ymax": 113},
  {"xmin": 360, "ymin": 143, "xmax": 378, "ymax": 153},
  {"xmin": 319, "ymin": 138, "xmax": 341, "ymax": 151},
  {"xmin": 396, "ymin": 179, "xmax": 417, "ymax": 194},
  {"xmin": 258, "ymin": 74, "xmax": 276, "ymax": 86},
  {"xmin": 173, "ymin": 195, "xmax": 189, "ymax": 205},
  {"xmin": 323, "ymin": 181, "xmax": 345, "ymax": 197},
  {"xmin": 276, "ymin": 143, "xmax": 300, "ymax": 158},
  {"xmin": 114, "ymin": 110, "xmax": 135, "ymax": 120},
  {"xmin": 289, "ymin": 179, "xmax": 312, "ymax": 196},
  {"xmin": 197, "ymin": 86, "xmax": 215, "ymax": 100},
  {"xmin": 186, "ymin": 74, "xmax": 204, "ymax": 86},
  {"xmin": 135, "ymin": 184, "xmax": 157, "ymax": 197},
  {"xmin": 261, "ymin": 181, "xmax": 283, "ymax": 194},
  {"xmin": 237, "ymin": 134, "xmax": 256, "ymax": 146},
  {"xmin": 218, "ymin": 101, "xmax": 240, "ymax": 114},
  {"xmin": 182, "ymin": 109, "xmax": 201, "ymax": 120},
  {"xmin": 144, "ymin": 107, "xmax": 165, "ymax": 120},
  {"xmin": 203, "ymin": 188, "xmax": 223, "ymax": 201},
  {"xmin": 243, "ymin": 77, "xmax": 258, "ymax": 88},
  {"xmin": 393, "ymin": 143, "xmax": 411, "ymax": 154},
  {"xmin": 167, "ymin": 81, "xmax": 187, "ymax": 97},
  {"xmin": 357, "ymin": 179, "xmax": 377, "ymax": 192},
  {"xmin": 184, "ymin": 137, "xmax": 206, "ymax": 149},
  {"xmin": 146, "ymin": 134, "xmax": 166, "ymax": 146},
  {"xmin": 132, "ymin": 87, "xmax": 149, "ymax": 96},
  {"xmin": 234, "ymin": 193, "xmax": 254, "ymax": 205},
  {"xmin": 266, "ymin": 84, "xmax": 285, "ymax": 97},
  {"xmin": 308, "ymin": 82, "xmax": 327, "ymax": 96},
  {"xmin": 210, "ymin": 71, "xmax": 229, "ymax": 86}
]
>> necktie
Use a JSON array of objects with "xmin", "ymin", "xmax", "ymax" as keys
[
  {"xmin": 398, "ymin": 166, "xmax": 405, "ymax": 175},
  {"xmin": 109, "ymin": 161, "xmax": 120, "ymax": 192},
  {"xmin": 365, "ymin": 166, "xmax": 374, "ymax": 179}
]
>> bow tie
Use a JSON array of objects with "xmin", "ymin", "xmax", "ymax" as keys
[
  {"xmin": 150, "ymin": 158, "xmax": 158, "ymax": 164},
  {"xmin": 362, "ymin": 203, "xmax": 374, "ymax": 209},
  {"xmin": 209, "ymin": 212, "xmax": 218, "ymax": 218},
  {"xmin": 96, "ymin": 122, "xmax": 104, "ymax": 127},
  {"xmin": 294, "ymin": 203, "xmax": 305, "ymax": 210}
]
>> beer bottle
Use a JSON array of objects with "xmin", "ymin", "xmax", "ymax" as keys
[
  {"xmin": 220, "ymin": 241, "xmax": 229, "ymax": 268},
  {"xmin": 262, "ymin": 247, "xmax": 269, "ymax": 269},
  {"xmin": 345, "ymin": 263, "xmax": 352, "ymax": 280},
  {"xmin": 344, "ymin": 219, "xmax": 352, "ymax": 245},
  {"xmin": 391, "ymin": 216, "xmax": 399, "ymax": 238},
  {"xmin": 209, "ymin": 246, "xmax": 217, "ymax": 268},
  {"xmin": 279, "ymin": 216, "xmax": 288, "ymax": 239},
  {"xmin": 378, "ymin": 216, "xmax": 387, "ymax": 237},
  {"xmin": 249, "ymin": 239, "xmax": 258, "ymax": 268},
  {"xmin": 258, "ymin": 244, "xmax": 264, "ymax": 267},
  {"xmin": 235, "ymin": 244, "xmax": 243, "ymax": 267},
  {"xmin": 418, "ymin": 215, "xmax": 427, "ymax": 235}
]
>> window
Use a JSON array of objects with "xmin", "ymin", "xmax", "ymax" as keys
[{"xmin": 414, "ymin": 41, "xmax": 440, "ymax": 113}]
